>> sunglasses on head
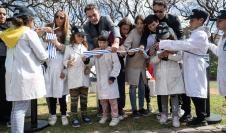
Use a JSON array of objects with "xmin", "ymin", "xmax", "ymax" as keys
[
  {"xmin": 154, "ymin": 10, "xmax": 164, "ymax": 14},
  {"xmin": 55, "ymin": 15, "xmax": 65, "ymax": 20}
]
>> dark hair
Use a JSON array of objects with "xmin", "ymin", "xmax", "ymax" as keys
[
  {"xmin": 118, "ymin": 17, "xmax": 133, "ymax": 33},
  {"xmin": 135, "ymin": 15, "xmax": 145, "ymax": 24},
  {"xmin": 84, "ymin": 4, "xmax": 98, "ymax": 13},
  {"xmin": 70, "ymin": 33, "xmax": 88, "ymax": 48},
  {"xmin": 145, "ymin": 15, "xmax": 159, "ymax": 25},
  {"xmin": 12, "ymin": 16, "xmax": 33, "ymax": 27},
  {"xmin": 98, "ymin": 35, "xmax": 108, "ymax": 42},
  {"xmin": 153, "ymin": 0, "xmax": 167, "ymax": 8}
]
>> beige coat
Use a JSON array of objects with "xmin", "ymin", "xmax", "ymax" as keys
[
  {"xmin": 123, "ymin": 29, "xmax": 147, "ymax": 85},
  {"xmin": 90, "ymin": 50, "xmax": 121, "ymax": 99},
  {"xmin": 63, "ymin": 44, "xmax": 90, "ymax": 89},
  {"xmin": 150, "ymin": 52, "xmax": 185, "ymax": 95},
  {"xmin": 5, "ymin": 29, "xmax": 48, "ymax": 101}
]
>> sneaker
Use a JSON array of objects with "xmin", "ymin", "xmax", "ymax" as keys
[
  {"xmin": 139, "ymin": 108, "xmax": 149, "ymax": 116},
  {"xmin": 82, "ymin": 115, "xmax": 92, "ymax": 124},
  {"xmin": 172, "ymin": 116, "xmax": 180, "ymax": 128},
  {"xmin": 178, "ymin": 106, "xmax": 185, "ymax": 117},
  {"xmin": 71, "ymin": 118, "xmax": 80, "ymax": 127},
  {"xmin": 222, "ymin": 125, "xmax": 226, "ymax": 132},
  {"xmin": 159, "ymin": 114, "xmax": 167, "ymax": 125},
  {"xmin": 132, "ymin": 110, "xmax": 141, "ymax": 119},
  {"xmin": 48, "ymin": 115, "xmax": 57, "ymax": 126},
  {"xmin": 61, "ymin": 115, "xmax": 69, "ymax": 126},
  {"xmin": 118, "ymin": 115, "xmax": 124, "ymax": 120},
  {"xmin": 186, "ymin": 117, "xmax": 208, "ymax": 126},
  {"xmin": 179, "ymin": 114, "xmax": 192, "ymax": 123},
  {"xmin": 99, "ymin": 116, "xmax": 108, "ymax": 124},
  {"xmin": 109, "ymin": 117, "xmax": 119, "ymax": 126},
  {"xmin": 6, "ymin": 121, "xmax": 11, "ymax": 128}
]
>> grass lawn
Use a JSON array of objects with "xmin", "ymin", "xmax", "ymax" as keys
[{"xmin": 1, "ymin": 81, "xmax": 226, "ymax": 133}]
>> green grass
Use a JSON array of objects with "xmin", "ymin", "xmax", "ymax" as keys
[{"xmin": 1, "ymin": 81, "xmax": 226, "ymax": 133}]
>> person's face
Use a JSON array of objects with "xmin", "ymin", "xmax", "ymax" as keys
[
  {"xmin": 135, "ymin": 19, "xmax": 144, "ymax": 33},
  {"xmin": 0, "ymin": 8, "xmax": 6, "ymax": 24},
  {"xmin": 189, "ymin": 18, "xmax": 203, "ymax": 29},
  {"xmin": 27, "ymin": 18, "xmax": 34, "ymax": 28},
  {"xmin": 86, "ymin": 9, "xmax": 100, "ymax": 25},
  {"xmin": 148, "ymin": 21, "xmax": 159, "ymax": 32},
  {"xmin": 98, "ymin": 40, "xmax": 108, "ymax": 49},
  {"xmin": 55, "ymin": 11, "xmax": 65, "ymax": 27},
  {"xmin": 153, "ymin": 5, "xmax": 167, "ymax": 20},
  {"xmin": 216, "ymin": 19, "xmax": 226, "ymax": 31},
  {"xmin": 74, "ymin": 33, "xmax": 84, "ymax": 44},
  {"xmin": 120, "ymin": 24, "xmax": 130, "ymax": 35}
]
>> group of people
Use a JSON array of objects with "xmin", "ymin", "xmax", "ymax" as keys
[{"xmin": 0, "ymin": 0, "xmax": 226, "ymax": 133}]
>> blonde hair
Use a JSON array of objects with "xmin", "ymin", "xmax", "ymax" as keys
[{"xmin": 52, "ymin": 10, "xmax": 69, "ymax": 43}]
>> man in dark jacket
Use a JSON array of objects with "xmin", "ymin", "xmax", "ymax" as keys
[
  {"xmin": 0, "ymin": 6, "xmax": 11, "ymax": 126},
  {"xmin": 83, "ymin": 4, "xmax": 121, "ymax": 50}
]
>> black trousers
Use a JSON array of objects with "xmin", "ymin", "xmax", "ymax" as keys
[
  {"xmin": 0, "ymin": 56, "xmax": 12, "ymax": 123},
  {"xmin": 117, "ymin": 55, "xmax": 125, "ymax": 114},
  {"xmin": 180, "ymin": 94, "xmax": 191, "ymax": 115},
  {"xmin": 48, "ymin": 95, "xmax": 67, "ymax": 116},
  {"xmin": 191, "ymin": 97, "xmax": 207, "ymax": 120}
]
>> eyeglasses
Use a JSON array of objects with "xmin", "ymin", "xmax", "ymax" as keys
[
  {"xmin": 0, "ymin": 13, "xmax": 6, "ymax": 16},
  {"xmin": 55, "ymin": 15, "xmax": 65, "ymax": 20},
  {"xmin": 154, "ymin": 10, "xmax": 164, "ymax": 14}
]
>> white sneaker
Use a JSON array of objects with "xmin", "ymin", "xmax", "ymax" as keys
[
  {"xmin": 172, "ymin": 116, "xmax": 180, "ymax": 128},
  {"xmin": 222, "ymin": 125, "xmax": 226, "ymax": 132},
  {"xmin": 48, "ymin": 115, "xmax": 57, "ymax": 126},
  {"xmin": 178, "ymin": 106, "xmax": 185, "ymax": 117},
  {"xmin": 118, "ymin": 115, "xmax": 124, "ymax": 120},
  {"xmin": 109, "ymin": 117, "xmax": 119, "ymax": 126},
  {"xmin": 99, "ymin": 116, "xmax": 108, "ymax": 124},
  {"xmin": 61, "ymin": 115, "xmax": 69, "ymax": 126},
  {"xmin": 159, "ymin": 114, "xmax": 167, "ymax": 124}
]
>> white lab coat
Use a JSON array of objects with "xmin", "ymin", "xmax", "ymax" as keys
[
  {"xmin": 5, "ymin": 29, "xmax": 48, "ymax": 101},
  {"xmin": 159, "ymin": 26, "xmax": 210, "ymax": 98},
  {"xmin": 90, "ymin": 50, "xmax": 121, "ymax": 99},
  {"xmin": 63, "ymin": 44, "xmax": 90, "ymax": 89},
  {"xmin": 150, "ymin": 52, "xmax": 185, "ymax": 95},
  {"xmin": 209, "ymin": 36, "xmax": 226, "ymax": 96}
]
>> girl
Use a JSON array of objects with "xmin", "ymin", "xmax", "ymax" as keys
[
  {"xmin": 0, "ymin": 6, "xmax": 48, "ymax": 133},
  {"xmin": 150, "ymin": 22, "xmax": 185, "ymax": 127},
  {"xmin": 123, "ymin": 15, "xmax": 148, "ymax": 118},
  {"xmin": 44, "ymin": 10, "xmax": 70, "ymax": 126},
  {"xmin": 63, "ymin": 26, "xmax": 91, "ymax": 127},
  {"xmin": 89, "ymin": 36, "xmax": 121, "ymax": 126}
]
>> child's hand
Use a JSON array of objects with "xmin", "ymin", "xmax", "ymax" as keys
[
  {"xmin": 108, "ymin": 80, "xmax": 113, "ymax": 85},
  {"xmin": 108, "ymin": 77, "xmax": 116, "ymax": 85},
  {"xmin": 67, "ymin": 58, "xmax": 75, "ymax": 67},
  {"xmin": 60, "ymin": 72, "xmax": 65, "ymax": 79}
]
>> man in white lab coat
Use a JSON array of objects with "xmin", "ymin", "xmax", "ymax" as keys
[
  {"xmin": 158, "ymin": 9, "xmax": 209, "ymax": 126},
  {"xmin": 209, "ymin": 10, "xmax": 226, "ymax": 131}
]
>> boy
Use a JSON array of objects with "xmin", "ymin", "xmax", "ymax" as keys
[{"xmin": 158, "ymin": 9, "xmax": 209, "ymax": 126}]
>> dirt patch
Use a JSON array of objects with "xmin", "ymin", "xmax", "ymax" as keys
[{"xmin": 210, "ymin": 88, "xmax": 218, "ymax": 95}]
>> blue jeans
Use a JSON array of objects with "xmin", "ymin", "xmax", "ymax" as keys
[
  {"xmin": 129, "ymin": 74, "xmax": 145, "ymax": 112},
  {"xmin": 11, "ymin": 100, "xmax": 30, "ymax": 133}
]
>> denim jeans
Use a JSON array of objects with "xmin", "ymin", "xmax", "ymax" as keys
[{"xmin": 129, "ymin": 74, "xmax": 145, "ymax": 112}]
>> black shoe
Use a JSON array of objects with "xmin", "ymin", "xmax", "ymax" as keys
[
  {"xmin": 187, "ymin": 117, "xmax": 208, "ymax": 126},
  {"xmin": 71, "ymin": 118, "xmax": 80, "ymax": 128},
  {"xmin": 82, "ymin": 115, "xmax": 92, "ymax": 124},
  {"xmin": 132, "ymin": 110, "xmax": 141, "ymax": 119},
  {"xmin": 139, "ymin": 108, "xmax": 149, "ymax": 116},
  {"xmin": 179, "ymin": 114, "xmax": 192, "ymax": 123}
]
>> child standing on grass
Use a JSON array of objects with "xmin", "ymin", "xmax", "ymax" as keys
[
  {"xmin": 88, "ymin": 35, "xmax": 121, "ymax": 126},
  {"xmin": 63, "ymin": 26, "xmax": 91, "ymax": 127},
  {"xmin": 150, "ymin": 22, "xmax": 185, "ymax": 128}
]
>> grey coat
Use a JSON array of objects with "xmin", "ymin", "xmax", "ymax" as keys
[{"xmin": 83, "ymin": 15, "xmax": 121, "ymax": 50}]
